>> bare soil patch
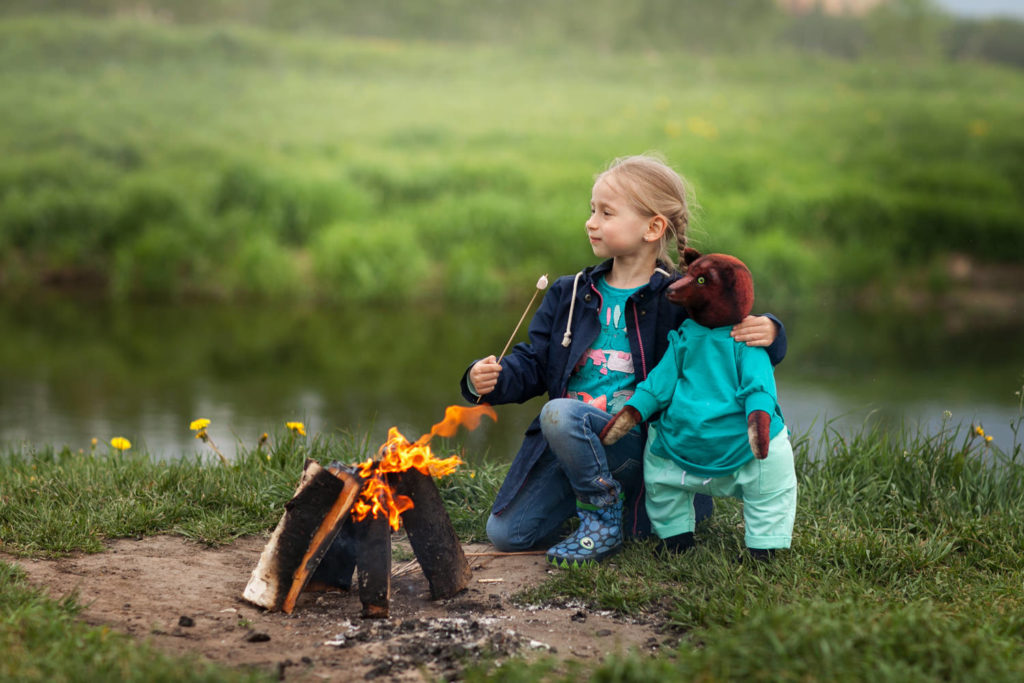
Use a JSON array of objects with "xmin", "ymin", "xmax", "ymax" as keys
[{"xmin": 5, "ymin": 535, "xmax": 669, "ymax": 681}]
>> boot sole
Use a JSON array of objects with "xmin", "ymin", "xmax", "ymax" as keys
[{"xmin": 545, "ymin": 544, "xmax": 622, "ymax": 569}]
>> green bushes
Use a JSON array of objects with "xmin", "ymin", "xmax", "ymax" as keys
[
  {"xmin": 312, "ymin": 219, "xmax": 430, "ymax": 301},
  {"xmin": 1, "ymin": 16, "xmax": 1022, "ymax": 306}
]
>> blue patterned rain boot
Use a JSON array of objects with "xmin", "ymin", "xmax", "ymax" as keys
[{"xmin": 545, "ymin": 497, "xmax": 623, "ymax": 569}]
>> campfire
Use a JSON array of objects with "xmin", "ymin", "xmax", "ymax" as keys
[{"xmin": 243, "ymin": 405, "xmax": 497, "ymax": 617}]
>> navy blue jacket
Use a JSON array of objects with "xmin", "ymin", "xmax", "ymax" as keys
[{"xmin": 460, "ymin": 259, "xmax": 787, "ymax": 528}]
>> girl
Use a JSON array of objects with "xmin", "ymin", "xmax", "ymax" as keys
[{"xmin": 460, "ymin": 154, "xmax": 786, "ymax": 568}]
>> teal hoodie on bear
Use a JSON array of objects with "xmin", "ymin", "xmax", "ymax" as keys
[{"xmin": 627, "ymin": 318, "xmax": 786, "ymax": 478}]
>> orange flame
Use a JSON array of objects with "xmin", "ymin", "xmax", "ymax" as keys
[{"xmin": 351, "ymin": 404, "xmax": 497, "ymax": 530}]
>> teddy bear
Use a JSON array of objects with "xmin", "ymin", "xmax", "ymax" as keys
[{"xmin": 599, "ymin": 248, "xmax": 797, "ymax": 560}]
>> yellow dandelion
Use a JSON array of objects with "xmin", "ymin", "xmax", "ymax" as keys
[
  {"xmin": 91, "ymin": 437, "xmax": 98, "ymax": 447},
  {"xmin": 686, "ymin": 116, "xmax": 719, "ymax": 141},
  {"xmin": 286, "ymin": 421, "xmax": 306, "ymax": 436},
  {"xmin": 985, "ymin": 435, "xmax": 993, "ymax": 443},
  {"xmin": 110, "ymin": 437, "xmax": 131, "ymax": 451},
  {"xmin": 190, "ymin": 418, "xmax": 211, "ymax": 431},
  {"xmin": 974, "ymin": 425, "xmax": 985, "ymax": 437},
  {"xmin": 967, "ymin": 119, "xmax": 990, "ymax": 138}
]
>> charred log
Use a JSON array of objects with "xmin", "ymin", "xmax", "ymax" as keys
[
  {"xmin": 388, "ymin": 468, "xmax": 471, "ymax": 599},
  {"xmin": 242, "ymin": 460, "xmax": 361, "ymax": 613},
  {"xmin": 354, "ymin": 510, "xmax": 391, "ymax": 618}
]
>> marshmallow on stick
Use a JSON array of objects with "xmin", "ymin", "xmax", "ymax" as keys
[{"xmin": 498, "ymin": 274, "xmax": 548, "ymax": 361}]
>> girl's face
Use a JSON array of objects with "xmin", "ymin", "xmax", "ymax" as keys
[{"xmin": 586, "ymin": 177, "xmax": 657, "ymax": 259}]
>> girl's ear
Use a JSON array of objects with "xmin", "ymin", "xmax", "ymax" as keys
[{"xmin": 646, "ymin": 215, "xmax": 668, "ymax": 242}]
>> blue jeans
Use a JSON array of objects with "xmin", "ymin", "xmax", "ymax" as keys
[{"xmin": 487, "ymin": 399, "xmax": 712, "ymax": 551}]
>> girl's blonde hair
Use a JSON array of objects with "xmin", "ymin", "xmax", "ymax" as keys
[{"xmin": 596, "ymin": 154, "xmax": 694, "ymax": 271}]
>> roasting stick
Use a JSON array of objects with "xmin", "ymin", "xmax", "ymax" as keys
[
  {"xmin": 498, "ymin": 274, "xmax": 549, "ymax": 362},
  {"xmin": 465, "ymin": 550, "xmax": 546, "ymax": 557},
  {"xmin": 476, "ymin": 275, "xmax": 548, "ymax": 405}
]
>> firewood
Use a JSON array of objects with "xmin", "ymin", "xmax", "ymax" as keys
[
  {"xmin": 242, "ymin": 459, "xmax": 361, "ymax": 613},
  {"xmin": 354, "ymin": 510, "xmax": 391, "ymax": 618},
  {"xmin": 388, "ymin": 468, "xmax": 471, "ymax": 599}
]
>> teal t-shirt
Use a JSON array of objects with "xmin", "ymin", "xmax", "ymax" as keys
[{"xmin": 566, "ymin": 276, "xmax": 640, "ymax": 414}]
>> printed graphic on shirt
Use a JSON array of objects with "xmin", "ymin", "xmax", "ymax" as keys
[{"xmin": 567, "ymin": 278, "xmax": 639, "ymax": 414}]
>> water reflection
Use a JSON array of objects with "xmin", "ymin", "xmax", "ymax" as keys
[{"xmin": 0, "ymin": 297, "xmax": 1020, "ymax": 461}]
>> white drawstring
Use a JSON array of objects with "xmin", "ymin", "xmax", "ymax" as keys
[
  {"xmin": 561, "ymin": 267, "xmax": 668, "ymax": 348},
  {"xmin": 561, "ymin": 270, "xmax": 583, "ymax": 347}
]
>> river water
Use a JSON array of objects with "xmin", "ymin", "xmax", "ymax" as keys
[{"xmin": 0, "ymin": 297, "xmax": 1021, "ymax": 462}]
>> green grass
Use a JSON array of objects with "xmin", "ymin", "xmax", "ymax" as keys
[
  {"xmin": 0, "ymin": 434, "xmax": 505, "ymax": 555},
  {"xmin": 0, "ymin": 434, "xmax": 328, "ymax": 554},
  {"xmin": 1, "ymin": 15, "xmax": 1022, "ymax": 308},
  {"xmin": 498, "ymin": 414, "xmax": 1024, "ymax": 681},
  {"xmin": 4, "ymin": 412, "xmax": 1024, "ymax": 680}
]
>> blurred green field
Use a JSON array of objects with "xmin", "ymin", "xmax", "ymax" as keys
[{"xmin": 1, "ymin": 13, "xmax": 1022, "ymax": 306}]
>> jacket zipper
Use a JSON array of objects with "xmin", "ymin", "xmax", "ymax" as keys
[
  {"xmin": 629, "ymin": 297, "xmax": 649, "ymax": 537},
  {"xmin": 632, "ymin": 300, "xmax": 648, "ymax": 379},
  {"xmin": 561, "ymin": 283, "xmax": 603, "ymax": 398}
]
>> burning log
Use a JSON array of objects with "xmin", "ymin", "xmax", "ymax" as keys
[
  {"xmin": 388, "ymin": 468, "xmax": 471, "ymax": 599},
  {"xmin": 242, "ymin": 460, "xmax": 361, "ymax": 613},
  {"xmin": 354, "ymin": 507, "xmax": 392, "ymax": 618},
  {"xmin": 243, "ymin": 405, "xmax": 495, "ymax": 616}
]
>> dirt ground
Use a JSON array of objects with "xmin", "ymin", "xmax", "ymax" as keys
[{"xmin": 5, "ymin": 534, "xmax": 671, "ymax": 681}]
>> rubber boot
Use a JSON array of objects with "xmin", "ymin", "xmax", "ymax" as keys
[{"xmin": 545, "ymin": 497, "xmax": 623, "ymax": 569}]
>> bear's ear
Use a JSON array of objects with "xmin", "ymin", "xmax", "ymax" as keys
[{"xmin": 682, "ymin": 247, "xmax": 702, "ymax": 266}]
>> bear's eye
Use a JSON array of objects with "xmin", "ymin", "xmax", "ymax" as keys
[{"xmin": 697, "ymin": 276, "xmax": 705, "ymax": 285}]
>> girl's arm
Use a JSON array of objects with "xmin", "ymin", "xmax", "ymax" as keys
[{"xmin": 459, "ymin": 278, "xmax": 563, "ymax": 404}]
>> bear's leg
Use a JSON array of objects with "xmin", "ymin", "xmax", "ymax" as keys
[
  {"xmin": 745, "ymin": 547, "xmax": 777, "ymax": 562},
  {"xmin": 659, "ymin": 531, "xmax": 695, "ymax": 554}
]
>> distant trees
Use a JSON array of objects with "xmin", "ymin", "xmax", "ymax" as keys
[{"xmin": 1, "ymin": 0, "xmax": 1022, "ymax": 68}]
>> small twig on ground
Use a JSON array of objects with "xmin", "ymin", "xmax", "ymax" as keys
[
  {"xmin": 464, "ymin": 550, "xmax": 547, "ymax": 557},
  {"xmin": 391, "ymin": 559, "xmax": 421, "ymax": 578}
]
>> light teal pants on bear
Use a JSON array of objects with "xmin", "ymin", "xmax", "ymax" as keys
[{"xmin": 644, "ymin": 425, "xmax": 797, "ymax": 550}]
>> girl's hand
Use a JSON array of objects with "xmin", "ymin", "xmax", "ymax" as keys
[
  {"xmin": 469, "ymin": 355, "xmax": 502, "ymax": 397},
  {"xmin": 730, "ymin": 315, "xmax": 777, "ymax": 347}
]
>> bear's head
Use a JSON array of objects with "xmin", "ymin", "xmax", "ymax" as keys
[{"xmin": 666, "ymin": 248, "xmax": 754, "ymax": 328}]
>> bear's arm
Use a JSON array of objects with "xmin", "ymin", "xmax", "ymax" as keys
[{"xmin": 626, "ymin": 329, "xmax": 685, "ymax": 421}]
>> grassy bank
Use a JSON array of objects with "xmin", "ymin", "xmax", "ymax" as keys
[
  {"xmin": 1, "ymin": 16, "xmax": 1022, "ymax": 308},
  {"xmin": 497, "ymin": 416, "xmax": 1024, "ymax": 680},
  {"xmin": 3, "ymin": 410, "xmax": 1024, "ymax": 679}
]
